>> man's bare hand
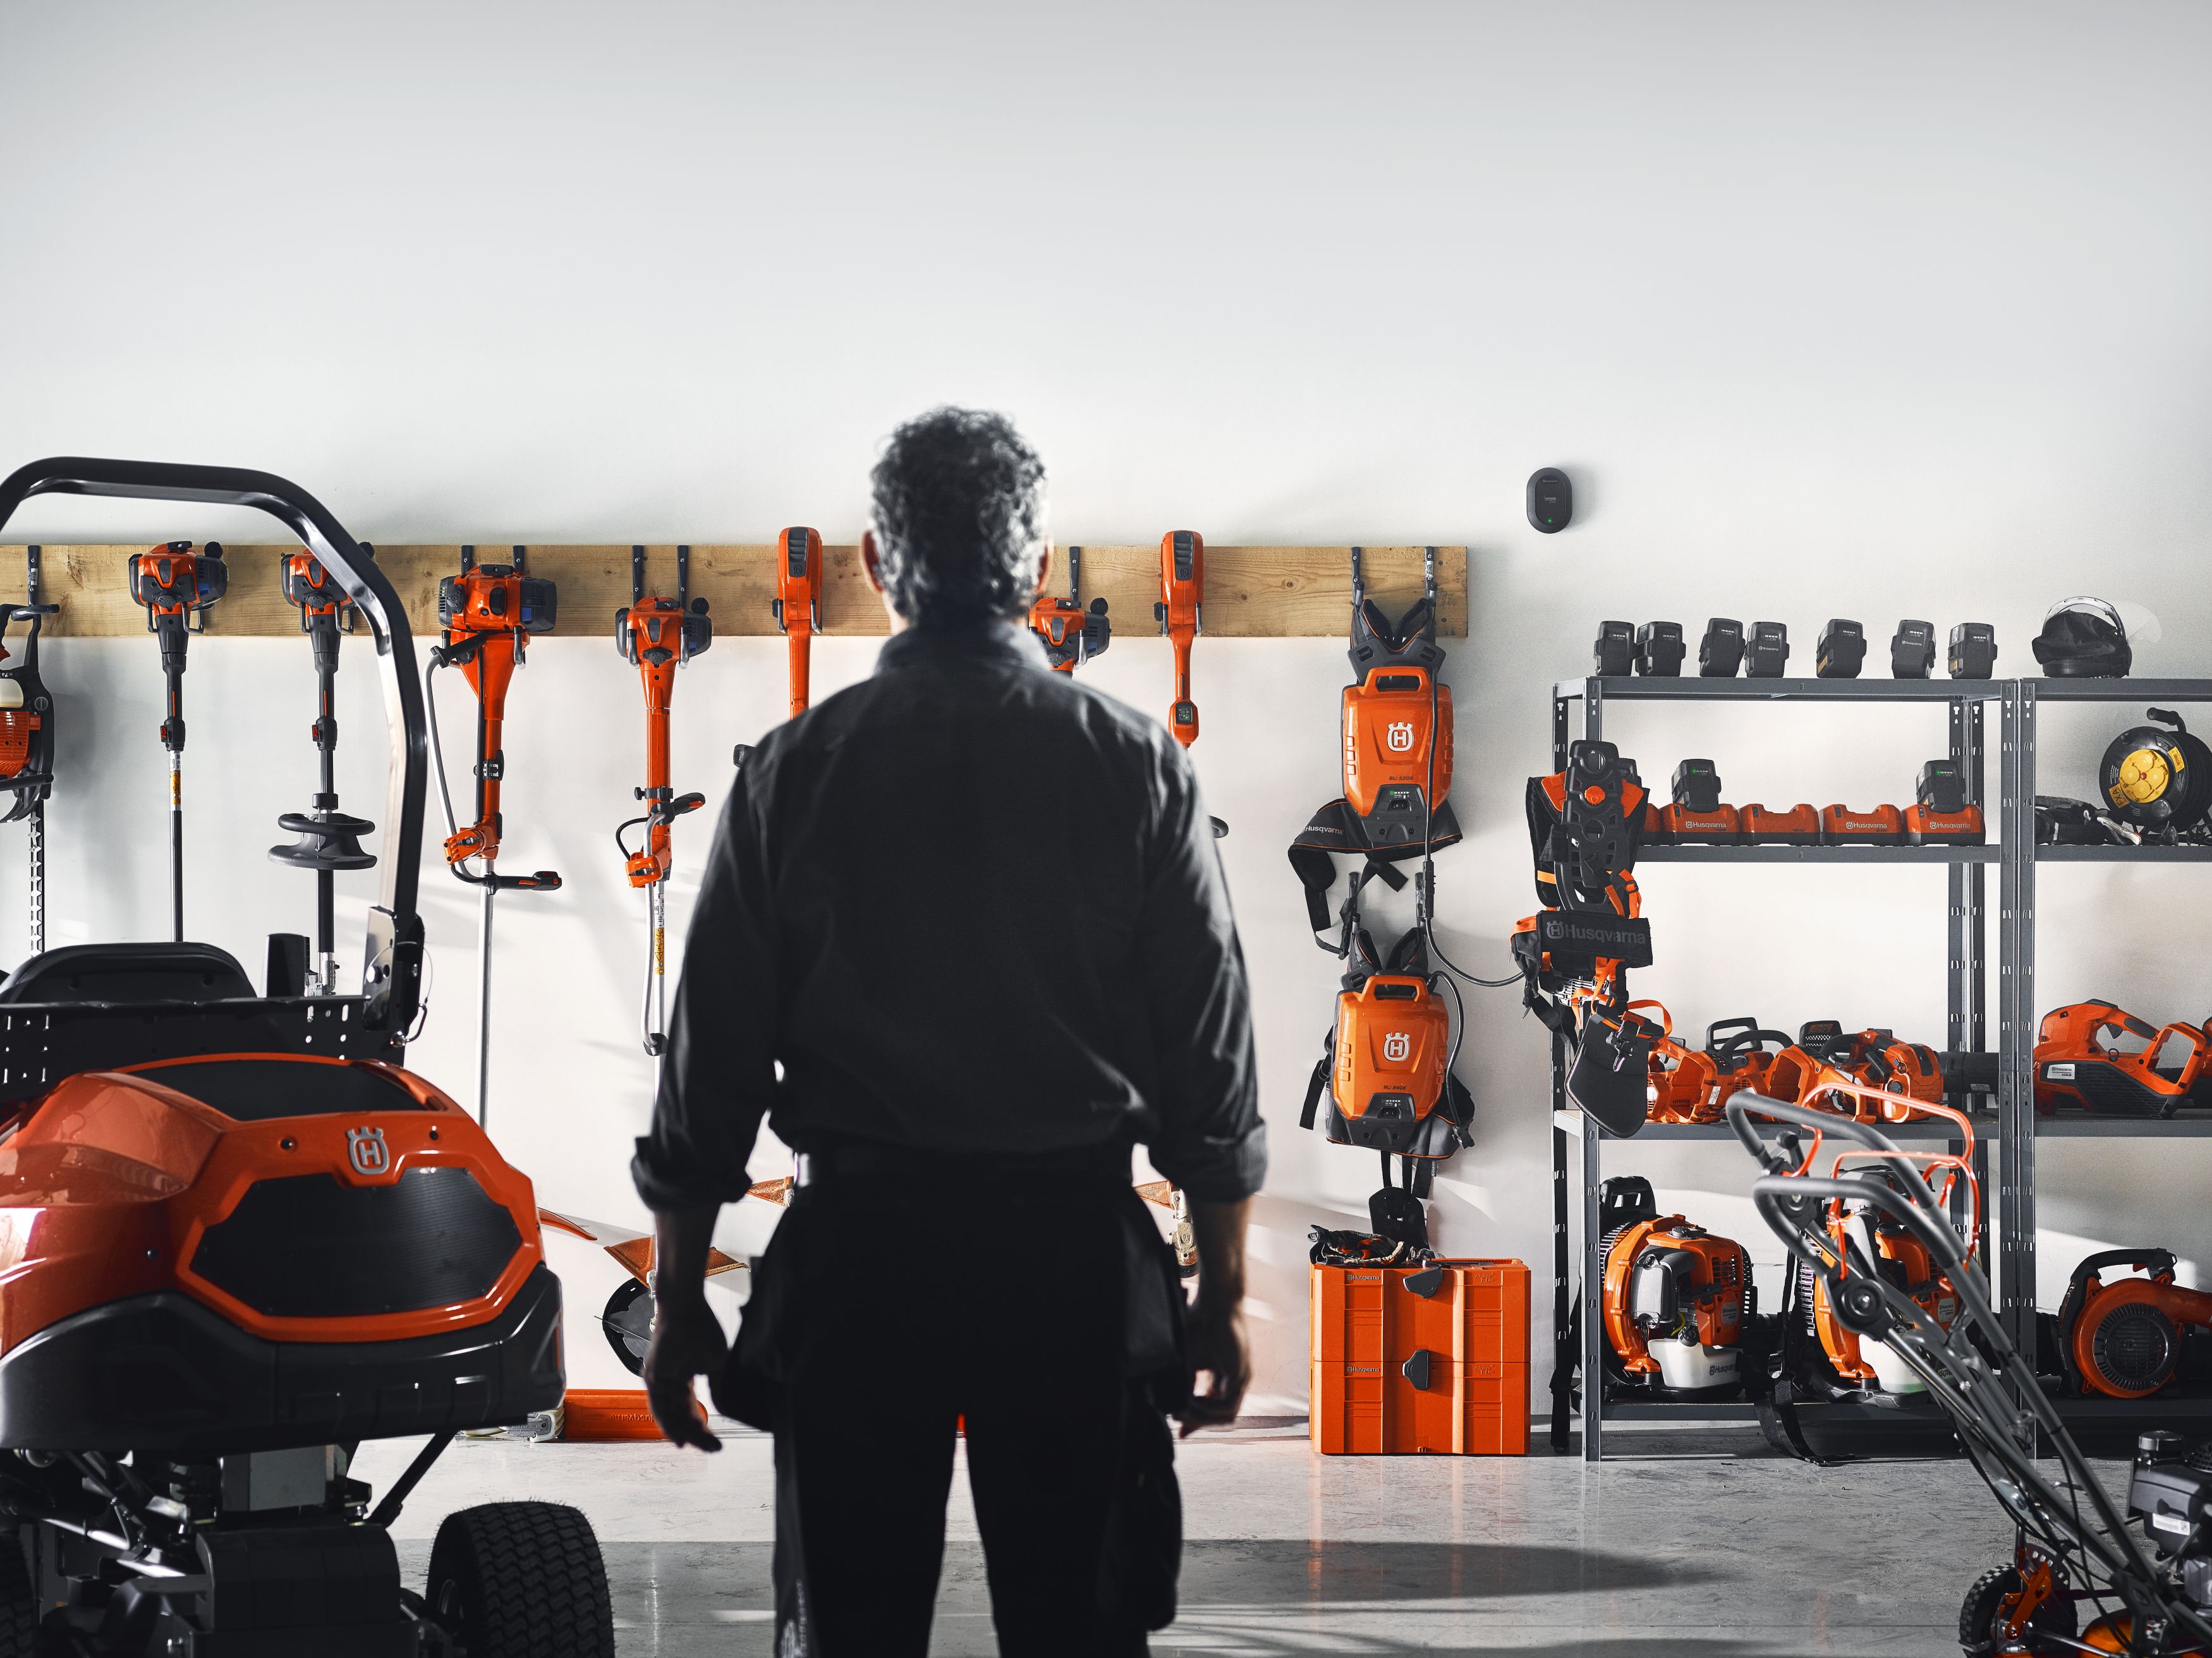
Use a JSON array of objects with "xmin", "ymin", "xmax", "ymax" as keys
[
  {"xmin": 642, "ymin": 1295, "xmax": 728, "ymax": 1453},
  {"xmin": 1177, "ymin": 1299, "xmax": 1249, "ymax": 1437}
]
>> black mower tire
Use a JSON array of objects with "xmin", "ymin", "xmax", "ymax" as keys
[
  {"xmin": 0, "ymin": 1532, "xmax": 44, "ymax": 1657},
  {"xmin": 426, "ymin": 1501, "xmax": 614, "ymax": 1658},
  {"xmin": 1957, "ymin": 1563, "xmax": 2077, "ymax": 1655}
]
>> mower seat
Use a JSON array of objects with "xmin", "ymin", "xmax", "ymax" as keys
[{"xmin": 0, "ymin": 941, "xmax": 255, "ymax": 1005}]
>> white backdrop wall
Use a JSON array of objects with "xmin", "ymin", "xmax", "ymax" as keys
[{"xmin": 4, "ymin": 1, "xmax": 2211, "ymax": 1415}]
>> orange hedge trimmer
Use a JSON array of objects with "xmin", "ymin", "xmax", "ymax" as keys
[
  {"xmin": 615, "ymin": 545, "xmax": 712, "ymax": 1057},
  {"xmin": 127, "ymin": 540, "xmax": 228, "ymax": 942},
  {"xmin": 772, "ymin": 526, "xmax": 821, "ymax": 718}
]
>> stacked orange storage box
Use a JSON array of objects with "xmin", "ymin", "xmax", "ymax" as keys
[{"xmin": 1310, "ymin": 1258, "xmax": 1530, "ymax": 1455}]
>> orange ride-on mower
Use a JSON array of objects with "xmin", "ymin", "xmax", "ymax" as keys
[
  {"xmin": 0, "ymin": 460, "xmax": 610, "ymax": 1657},
  {"xmin": 1734, "ymin": 1095, "xmax": 2212, "ymax": 1656}
]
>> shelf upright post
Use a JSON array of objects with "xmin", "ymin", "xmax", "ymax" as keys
[
  {"xmin": 1998, "ymin": 680, "xmax": 2039, "ymax": 1362},
  {"xmin": 1549, "ymin": 686, "xmax": 1575, "ymax": 1452},
  {"xmin": 1581, "ymin": 677, "xmax": 1606, "ymax": 1463},
  {"xmin": 1950, "ymin": 696, "xmax": 1992, "ymax": 1259}
]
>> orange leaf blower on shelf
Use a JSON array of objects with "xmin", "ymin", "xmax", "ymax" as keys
[
  {"xmin": 425, "ymin": 545, "xmax": 561, "ymax": 1127},
  {"xmin": 1028, "ymin": 543, "xmax": 1111, "ymax": 671},
  {"xmin": 1155, "ymin": 530, "xmax": 1201, "ymax": 746},
  {"xmin": 0, "ymin": 545, "xmax": 59, "ymax": 956},
  {"xmin": 127, "ymin": 540, "xmax": 228, "ymax": 942},
  {"xmin": 772, "ymin": 526, "xmax": 821, "ymax": 718},
  {"xmin": 2057, "ymin": 1249, "xmax": 2212, "ymax": 1399},
  {"xmin": 1592, "ymin": 1176, "xmax": 1759, "ymax": 1396},
  {"xmin": 615, "ymin": 545, "xmax": 712, "ymax": 1057}
]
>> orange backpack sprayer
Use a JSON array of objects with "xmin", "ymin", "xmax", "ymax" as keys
[
  {"xmin": 425, "ymin": 545, "xmax": 561, "ymax": 1125},
  {"xmin": 0, "ymin": 545, "xmax": 59, "ymax": 957},
  {"xmin": 267, "ymin": 550, "xmax": 377, "ymax": 995},
  {"xmin": 614, "ymin": 544, "xmax": 712, "ymax": 1056},
  {"xmin": 1156, "ymin": 530, "xmax": 1202, "ymax": 745},
  {"xmin": 1028, "ymin": 543, "xmax": 1111, "ymax": 671},
  {"xmin": 127, "ymin": 540, "xmax": 228, "ymax": 942},
  {"xmin": 772, "ymin": 526, "xmax": 822, "ymax": 718}
]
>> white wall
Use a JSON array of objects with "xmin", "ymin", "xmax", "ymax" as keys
[{"xmin": 4, "ymin": 0, "xmax": 2212, "ymax": 1414}]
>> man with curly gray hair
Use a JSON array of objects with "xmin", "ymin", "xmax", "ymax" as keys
[{"xmin": 633, "ymin": 408, "xmax": 1263, "ymax": 1657}]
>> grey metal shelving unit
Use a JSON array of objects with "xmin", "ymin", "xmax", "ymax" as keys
[
  {"xmin": 1550, "ymin": 672, "xmax": 2212, "ymax": 1459},
  {"xmin": 1549, "ymin": 674, "xmax": 2003, "ymax": 1460}
]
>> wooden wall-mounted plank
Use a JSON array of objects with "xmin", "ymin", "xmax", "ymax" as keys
[{"xmin": 0, "ymin": 543, "xmax": 1465, "ymax": 640}]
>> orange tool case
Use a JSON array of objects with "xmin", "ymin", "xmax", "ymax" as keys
[{"xmin": 1310, "ymin": 1258, "xmax": 1530, "ymax": 1455}]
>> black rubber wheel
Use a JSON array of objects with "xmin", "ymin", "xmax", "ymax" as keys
[
  {"xmin": 0, "ymin": 1531, "xmax": 44, "ymax": 1657},
  {"xmin": 427, "ymin": 1502, "xmax": 614, "ymax": 1658},
  {"xmin": 1958, "ymin": 1563, "xmax": 2078, "ymax": 1655}
]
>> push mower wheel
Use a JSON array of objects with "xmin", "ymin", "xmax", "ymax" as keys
[
  {"xmin": 1958, "ymin": 1563, "xmax": 2078, "ymax": 1655},
  {"xmin": 427, "ymin": 1501, "xmax": 614, "ymax": 1658},
  {"xmin": 0, "ymin": 1532, "xmax": 44, "ymax": 1657}
]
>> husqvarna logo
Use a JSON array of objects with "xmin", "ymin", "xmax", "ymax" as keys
[
  {"xmin": 1386, "ymin": 721, "xmax": 1416, "ymax": 753},
  {"xmin": 1383, "ymin": 1031, "xmax": 1411, "ymax": 1062},
  {"xmin": 347, "ymin": 1127, "xmax": 390, "ymax": 1177}
]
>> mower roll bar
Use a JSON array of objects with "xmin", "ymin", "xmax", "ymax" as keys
[{"xmin": 0, "ymin": 459, "xmax": 426, "ymax": 1034}]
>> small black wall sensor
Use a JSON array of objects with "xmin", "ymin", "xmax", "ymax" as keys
[{"xmin": 1527, "ymin": 468, "xmax": 1572, "ymax": 533}]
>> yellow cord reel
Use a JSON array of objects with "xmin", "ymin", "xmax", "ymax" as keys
[{"xmin": 2100, "ymin": 708, "xmax": 2212, "ymax": 833}]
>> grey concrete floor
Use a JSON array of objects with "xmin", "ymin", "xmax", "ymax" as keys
[{"xmin": 355, "ymin": 1423, "xmax": 2021, "ymax": 1656}]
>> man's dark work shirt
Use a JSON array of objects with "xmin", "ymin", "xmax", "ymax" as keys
[{"xmin": 631, "ymin": 619, "xmax": 1266, "ymax": 1211}]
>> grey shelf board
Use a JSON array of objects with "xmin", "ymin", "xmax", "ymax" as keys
[
  {"xmin": 2036, "ymin": 845, "xmax": 2212, "ymax": 863},
  {"xmin": 1552, "ymin": 1109, "xmax": 1986, "ymax": 1142},
  {"xmin": 2037, "ymin": 1113, "xmax": 2212, "ymax": 1137},
  {"xmin": 1554, "ymin": 676, "xmax": 2005, "ymax": 703},
  {"xmin": 1641, "ymin": 843, "xmax": 1998, "ymax": 865},
  {"xmin": 2030, "ymin": 678, "xmax": 2212, "ymax": 703}
]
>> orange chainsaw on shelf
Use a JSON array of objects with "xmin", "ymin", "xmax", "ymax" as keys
[{"xmin": 615, "ymin": 544, "xmax": 712, "ymax": 1058}]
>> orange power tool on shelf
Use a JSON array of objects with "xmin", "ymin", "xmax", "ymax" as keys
[
  {"xmin": 615, "ymin": 544, "xmax": 712, "ymax": 1058},
  {"xmin": 427, "ymin": 544, "xmax": 561, "ymax": 1127},
  {"xmin": 1156, "ymin": 530, "xmax": 1202, "ymax": 746},
  {"xmin": 1028, "ymin": 543, "xmax": 1112, "ymax": 672},
  {"xmin": 772, "ymin": 526, "xmax": 822, "ymax": 718},
  {"xmin": 127, "ymin": 539, "xmax": 228, "ymax": 943},
  {"xmin": 0, "ymin": 545, "xmax": 59, "ymax": 957}
]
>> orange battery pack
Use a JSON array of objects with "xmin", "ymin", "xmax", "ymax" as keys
[
  {"xmin": 1905, "ymin": 802, "xmax": 1984, "ymax": 845},
  {"xmin": 1657, "ymin": 803, "xmax": 1740, "ymax": 844},
  {"xmin": 1310, "ymin": 1259, "xmax": 1529, "ymax": 1455},
  {"xmin": 1820, "ymin": 803, "xmax": 1905, "ymax": 845},
  {"xmin": 1741, "ymin": 802, "xmax": 1820, "ymax": 844}
]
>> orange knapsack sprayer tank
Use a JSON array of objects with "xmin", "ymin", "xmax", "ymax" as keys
[
  {"xmin": 267, "ymin": 550, "xmax": 377, "ymax": 996},
  {"xmin": 2036, "ymin": 1000, "xmax": 2211, "ymax": 1118},
  {"xmin": 127, "ymin": 539, "xmax": 228, "ymax": 942},
  {"xmin": 1155, "ymin": 530, "xmax": 1201, "ymax": 745},
  {"xmin": 772, "ymin": 526, "xmax": 821, "ymax": 717},
  {"xmin": 425, "ymin": 544, "xmax": 562, "ymax": 1126},
  {"xmin": 615, "ymin": 544, "xmax": 712, "ymax": 1058},
  {"xmin": 0, "ymin": 544, "xmax": 59, "ymax": 956},
  {"xmin": 1028, "ymin": 543, "xmax": 1111, "ymax": 671}
]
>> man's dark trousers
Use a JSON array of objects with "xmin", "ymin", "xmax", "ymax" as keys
[{"xmin": 753, "ymin": 1166, "xmax": 1154, "ymax": 1657}]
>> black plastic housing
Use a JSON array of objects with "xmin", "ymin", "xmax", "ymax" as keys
[
  {"xmin": 1745, "ymin": 621, "xmax": 1790, "ymax": 677},
  {"xmin": 1636, "ymin": 622, "xmax": 1685, "ymax": 676},
  {"xmin": 1816, "ymin": 619, "xmax": 1866, "ymax": 679},
  {"xmin": 1698, "ymin": 619, "xmax": 1745, "ymax": 677},
  {"xmin": 1891, "ymin": 619, "xmax": 1936, "ymax": 678},
  {"xmin": 1949, "ymin": 622, "xmax": 1998, "ymax": 679}
]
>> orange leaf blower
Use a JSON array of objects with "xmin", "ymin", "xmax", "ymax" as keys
[
  {"xmin": 0, "ymin": 544, "xmax": 59, "ymax": 955},
  {"xmin": 1155, "ymin": 530, "xmax": 1201, "ymax": 746},
  {"xmin": 1028, "ymin": 543, "xmax": 1110, "ymax": 671},
  {"xmin": 127, "ymin": 540, "xmax": 227, "ymax": 942},
  {"xmin": 772, "ymin": 526, "xmax": 821, "ymax": 718},
  {"xmin": 615, "ymin": 545, "xmax": 712, "ymax": 1056},
  {"xmin": 1597, "ymin": 1177, "xmax": 1754, "ymax": 1393},
  {"xmin": 426, "ymin": 545, "xmax": 561, "ymax": 1126},
  {"xmin": 2058, "ymin": 1249, "xmax": 2212, "ymax": 1399}
]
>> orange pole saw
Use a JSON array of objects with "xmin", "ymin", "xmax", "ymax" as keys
[
  {"xmin": 127, "ymin": 540, "xmax": 228, "ymax": 943},
  {"xmin": 1156, "ymin": 530, "xmax": 1202, "ymax": 746},
  {"xmin": 1028, "ymin": 543, "xmax": 1112, "ymax": 671},
  {"xmin": 0, "ymin": 545, "xmax": 59, "ymax": 957},
  {"xmin": 426, "ymin": 545, "xmax": 561, "ymax": 1126},
  {"xmin": 615, "ymin": 544, "xmax": 712, "ymax": 1057},
  {"xmin": 772, "ymin": 526, "xmax": 822, "ymax": 718}
]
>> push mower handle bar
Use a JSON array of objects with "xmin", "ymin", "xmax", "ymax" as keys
[
  {"xmin": 0, "ymin": 459, "xmax": 427, "ymax": 1034},
  {"xmin": 1727, "ymin": 1094, "xmax": 1967, "ymax": 1268}
]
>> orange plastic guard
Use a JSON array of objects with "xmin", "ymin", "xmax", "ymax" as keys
[
  {"xmin": 774, "ymin": 527, "xmax": 822, "ymax": 718},
  {"xmin": 1157, "ymin": 530, "xmax": 1203, "ymax": 746}
]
